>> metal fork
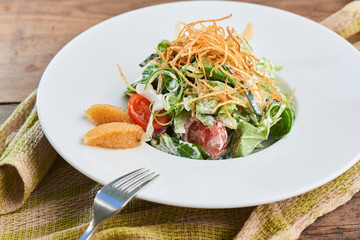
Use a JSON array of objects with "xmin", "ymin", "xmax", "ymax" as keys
[{"xmin": 79, "ymin": 168, "xmax": 159, "ymax": 240}]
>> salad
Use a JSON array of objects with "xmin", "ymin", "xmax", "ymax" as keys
[{"xmin": 120, "ymin": 15, "xmax": 295, "ymax": 160}]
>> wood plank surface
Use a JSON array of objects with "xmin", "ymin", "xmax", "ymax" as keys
[
  {"xmin": 0, "ymin": 105, "xmax": 18, "ymax": 123},
  {"xmin": 300, "ymin": 193, "xmax": 360, "ymax": 239},
  {"xmin": 0, "ymin": 0, "xmax": 359, "ymax": 239}
]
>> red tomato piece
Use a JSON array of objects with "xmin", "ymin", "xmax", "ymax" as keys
[
  {"xmin": 127, "ymin": 94, "xmax": 170, "ymax": 131},
  {"xmin": 184, "ymin": 117, "xmax": 228, "ymax": 159}
]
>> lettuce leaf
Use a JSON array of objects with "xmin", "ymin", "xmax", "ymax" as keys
[
  {"xmin": 151, "ymin": 133, "xmax": 210, "ymax": 159},
  {"xmin": 231, "ymin": 101, "xmax": 294, "ymax": 157}
]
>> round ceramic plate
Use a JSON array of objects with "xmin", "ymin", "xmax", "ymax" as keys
[{"xmin": 37, "ymin": 1, "xmax": 360, "ymax": 208}]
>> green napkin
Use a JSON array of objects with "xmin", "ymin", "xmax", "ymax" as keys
[
  {"xmin": 0, "ymin": 2, "xmax": 359, "ymax": 239},
  {"xmin": 0, "ymin": 91, "xmax": 57, "ymax": 214}
]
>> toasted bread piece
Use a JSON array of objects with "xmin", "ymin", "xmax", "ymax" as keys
[
  {"xmin": 85, "ymin": 104, "xmax": 134, "ymax": 125},
  {"xmin": 84, "ymin": 122, "xmax": 143, "ymax": 149}
]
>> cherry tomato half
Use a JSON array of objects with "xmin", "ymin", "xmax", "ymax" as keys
[
  {"xmin": 128, "ymin": 93, "xmax": 170, "ymax": 131},
  {"xmin": 184, "ymin": 117, "xmax": 228, "ymax": 159}
]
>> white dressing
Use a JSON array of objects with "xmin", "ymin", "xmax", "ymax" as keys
[{"xmin": 136, "ymin": 83, "xmax": 164, "ymax": 111}]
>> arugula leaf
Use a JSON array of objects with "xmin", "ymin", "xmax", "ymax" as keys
[
  {"xmin": 123, "ymin": 64, "xmax": 160, "ymax": 95},
  {"xmin": 139, "ymin": 53, "xmax": 159, "ymax": 67},
  {"xmin": 142, "ymin": 64, "xmax": 161, "ymax": 79},
  {"xmin": 270, "ymin": 104, "xmax": 295, "ymax": 139}
]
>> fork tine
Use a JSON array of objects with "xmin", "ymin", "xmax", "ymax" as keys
[
  {"xmin": 125, "ymin": 173, "xmax": 160, "ymax": 194},
  {"xmin": 122, "ymin": 172, "xmax": 155, "ymax": 193},
  {"xmin": 107, "ymin": 168, "xmax": 144, "ymax": 187},
  {"xmin": 113, "ymin": 169, "xmax": 150, "ymax": 189}
]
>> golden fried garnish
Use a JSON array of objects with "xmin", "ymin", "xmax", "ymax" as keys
[
  {"xmin": 85, "ymin": 104, "xmax": 134, "ymax": 125},
  {"xmin": 84, "ymin": 122, "xmax": 144, "ymax": 149}
]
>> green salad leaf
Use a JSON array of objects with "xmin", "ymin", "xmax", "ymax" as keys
[
  {"xmin": 151, "ymin": 133, "xmax": 210, "ymax": 160},
  {"xmin": 231, "ymin": 101, "xmax": 295, "ymax": 157}
]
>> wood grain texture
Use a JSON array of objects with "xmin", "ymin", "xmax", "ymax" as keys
[
  {"xmin": 0, "ymin": 0, "xmax": 358, "ymax": 239},
  {"xmin": 0, "ymin": 0, "xmax": 179, "ymax": 102},
  {"xmin": 0, "ymin": 105, "xmax": 18, "ymax": 124},
  {"xmin": 299, "ymin": 193, "xmax": 360, "ymax": 239}
]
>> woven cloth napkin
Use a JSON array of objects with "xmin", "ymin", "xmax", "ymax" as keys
[{"xmin": 1, "ymin": 2, "xmax": 360, "ymax": 239}]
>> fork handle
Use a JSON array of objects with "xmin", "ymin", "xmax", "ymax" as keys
[{"xmin": 79, "ymin": 219, "xmax": 99, "ymax": 240}]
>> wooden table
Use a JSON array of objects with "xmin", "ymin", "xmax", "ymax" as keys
[{"xmin": 0, "ymin": 0, "xmax": 358, "ymax": 239}]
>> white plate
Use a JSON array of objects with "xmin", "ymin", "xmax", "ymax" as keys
[{"xmin": 37, "ymin": 1, "xmax": 360, "ymax": 208}]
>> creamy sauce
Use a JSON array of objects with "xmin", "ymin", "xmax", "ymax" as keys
[{"xmin": 136, "ymin": 83, "xmax": 164, "ymax": 111}]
